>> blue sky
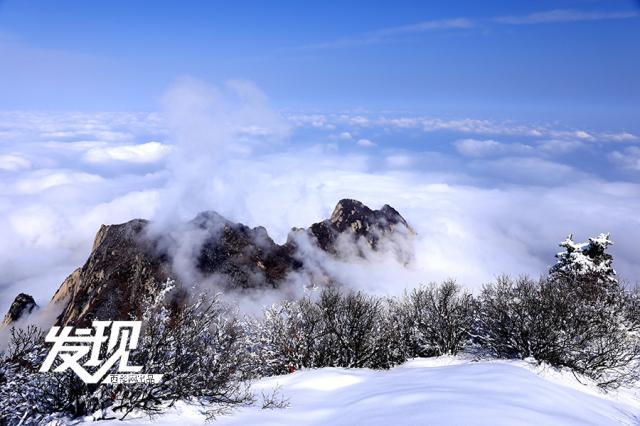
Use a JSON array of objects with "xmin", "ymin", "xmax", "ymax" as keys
[{"xmin": 0, "ymin": 0, "xmax": 639, "ymax": 125}]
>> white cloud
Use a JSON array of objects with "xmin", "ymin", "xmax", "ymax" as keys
[
  {"xmin": 0, "ymin": 154, "xmax": 31, "ymax": 171},
  {"xmin": 43, "ymin": 140, "xmax": 107, "ymax": 151},
  {"xmin": 602, "ymin": 132, "xmax": 639, "ymax": 142},
  {"xmin": 573, "ymin": 130, "xmax": 592, "ymax": 140},
  {"xmin": 382, "ymin": 117, "xmax": 420, "ymax": 128},
  {"xmin": 454, "ymin": 138, "xmax": 533, "ymax": 157},
  {"xmin": 300, "ymin": 18, "xmax": 474, "ymax": 50},
  {"xmin": 347, "ymin": 116, "xmax": 370, "ymax": 126},
  {"xmin": 296, "ymin": 9, "xmax": 639, "ymax": 51},
  {"xmin": 357, "ymin": 138, "xmax": 376, "ymax": 148},
  {"xmin": 536, "ymin": 139, "xmax": 584, "ymax": 154},
  {"xmin": 287, "ymin": 114, "xmax": 332, "ymax": 129},
  {"xmin": 495, "ymin": 9, "xmax": 639, "ymax": 25},
  {"xmin": 455, "ymin": 139, "xmax": 502, "ymax": 157},
  {"xmin": 13, "ymin": 170, "xmax": 103, "ymax": 194},
  {"xmin": 4, "ymin": 140, "xmax": 640, "ymax": 312},
  {"xmin": 154, "ymin": 77, "xmax": 291, "ymax": 226},
  {"xmin": 41, "ymin": 129, "xmax": 132, "ymax": 142},
  {"xmin": 385, "ymin": 154, "xmax": 414, "ymax": 168},
  {"xmin": 83, "ymin": 141, "xmax": 172, "ymax": 164},
  {"xmin": 421, "ymin": 118, "xmax": 546, "ymax": 137},
  {"xmin": 319, "ymin": 114, "xmax": 629, "ymax": 147},
  {"xmin": 377, "ymin": 18, "xmax": 474, "ymax": 36},
  {"xmin": 454, "ymin": 137, "xmax": 587, "ymax": 158},
  {"xmin": 483, "ymin": 157, "xmax": 578, "ymax": 184},
  {"xmin": 609, "ymin": 147, "xmax": 640, "ymax": 171},
  {"xmin": 376, "ymin": 116, "xmax": 546, "ymax": 138},
  {"xmin": 338, "ymin": 131, "xmax": 352, "ymax": 141},
  {"xmin": 0, "ymin": 86, "xmax": 639, "ymax": 316}
]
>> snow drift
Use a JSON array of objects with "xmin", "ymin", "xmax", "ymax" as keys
[{"xmin": 94, "ymin": 357, "xmax": 640, "ymax": 426}]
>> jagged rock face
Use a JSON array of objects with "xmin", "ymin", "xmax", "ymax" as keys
[
  {"xmin": 48, "ymin": 199, "xmax": 411, "ymax": 326},
  {"xmin": 51, "ymin": 219, "xmax": 171, "ymax": 326},
  {"xmin": 306, "ymin": 199, "xmax": 413, "ymax": 255},
  {"xmin": 173, "ymin": 211, "xmax": 302, "ymax": 289},
  {"xmin": 51, "ymin": 213, "xmax": 303, "ymax": 325},
  {"xmin": 2, "ymin": 293, "xmax": 38, "ymax": 327}
]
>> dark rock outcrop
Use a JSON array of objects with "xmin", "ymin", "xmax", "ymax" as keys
[
  {"xmin": 46, "ymin": 199, "xmax": 412, "ymax": 326},
  {"xmin": 51, "ymin": 219, "xmax": 170, "ymax": 326},
  {"xmin": 2, "ymin": 293, "xmax": 38, "ymax": 328},
  {"xmin": 304, "ymin": 199, "xmax": 413, "ymax": 254},
  {"xmin": 173, "ymin": 211, "xmax": 302, "ymax": 289}
]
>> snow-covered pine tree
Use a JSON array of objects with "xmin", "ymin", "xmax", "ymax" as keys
[
  {"xmin": 550, "ymin": 233, "xmax": 616, "ymax": 285},
  {"xmin": 541, "ymin": 233, "xmax": 639, "ymax": 388},
  {"xmin": 475, "ymin": 234, "xmax": 639, "ymax": 388}
]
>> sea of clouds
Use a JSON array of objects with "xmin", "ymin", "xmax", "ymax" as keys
[{"xmin": 1, "ymin": 77, "xmax": 639, "ymax": 313}]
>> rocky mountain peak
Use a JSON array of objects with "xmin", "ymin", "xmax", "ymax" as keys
[
  {"xmin": 184, "ymin": 210, "xmax": 301, "ymax": 288},
  {"xmin": 50, "ymin": 218, "xmax": 169, "ymax": 326},
  {"xmin": 330, "ymin": 199, "xmax": 410, "ymax": 233},
  {"xmin": 2, "ymin": 293, "xmax": 38, "ymax": 328},
  {"xmin": 14, "ymin": 199, "xmax": 413, "ymax": 326},
  {"xmin": 309, "ymin": 199, "xmax": 413, "ymax": 254}
]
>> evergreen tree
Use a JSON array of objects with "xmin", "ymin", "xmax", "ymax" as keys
[{"xmin": 550, "ymin": 233, "xmax": 616, "ymax": 285}]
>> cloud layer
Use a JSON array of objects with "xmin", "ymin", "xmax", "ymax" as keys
[{"xmin": 1, "ymin": 79, "xmax": 639, "ymax": 314}]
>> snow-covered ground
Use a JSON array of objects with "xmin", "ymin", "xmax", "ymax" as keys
[{"xmin": 93, "ymin": 357, "xmax": 640, "ymax": 426}]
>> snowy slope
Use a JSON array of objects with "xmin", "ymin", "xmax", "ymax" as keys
[{"xmin": 93, "ymin": 357, "xmax": 640, "ymax": 426}]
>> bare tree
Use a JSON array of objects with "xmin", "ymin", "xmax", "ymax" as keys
[
  {"xmin": 475, "ymin": 276, "xmax": 538, "ymax": 359},
  {"xmin": 111, "ymin": 282, "xmax": 254, "ymax": 419},
  {"xmin": 260, "ymin": 384, "xmax": 290, "ymax": 410},
  {"xmin": 476, "ymin": 273, "xmax": 639, "ymax": 388},
  {"xmin": 402, "ymin": 280, "xmax": 475, "ymax": 357},
  {"xmin": 0, "ymin": 326, "xmax": 91, "ymax": 425},
  {"xmin": 536, "ymin": 273, "xmax": 640, "ymax": 388},
  {"xmin": 251, "ymin": 298, "xmax": 323, "ymax": 376},
  {"xmin": 316, "ymin": 288, "xmax": 384, "ymax": 368}
]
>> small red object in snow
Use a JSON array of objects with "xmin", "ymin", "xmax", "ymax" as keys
[{"xmin": 289, "ymin": 365, "xmax": 295, "ymax": 373}]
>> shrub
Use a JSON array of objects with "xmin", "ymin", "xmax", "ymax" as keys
[
  {"xmin": 536, "ymin": 273, "xmax": 639, "ymax": 388},
  {"xmin": 475, "ymin": 234, "xmax": 640, "ymax": 388},
  {"xmin": 250, "ymin": 298, "xmax": 323, "ymax": 376},
  {"xmin": 0, "ymin": 282, "xmax": 256, "ymax": 423},
  {"xmin": 112, "ymin": 283, "xmax": 253, "ymax": 419},
  {"xmin": 315, "ymin": 288, "xmax": 386, "ymax": 368},
  {"xmin": 475, "ymin": 276, "xmax": 538, "ymax": 359},
  {"xmin": 401, "ymin": 280, "xmax": 475, "ymax": 357},
  {"xmin": 253, "ymin": 288, "xmax": 403, "ymax": 372},
  {"xmin": 0, "ymin": 326, "xmax": 91, "ymax": 425}
]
